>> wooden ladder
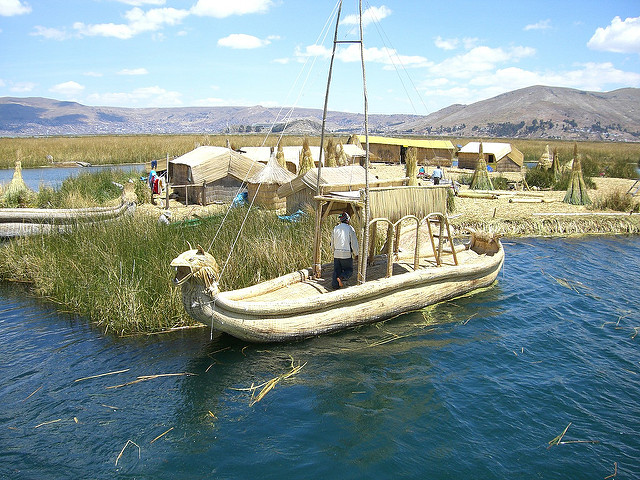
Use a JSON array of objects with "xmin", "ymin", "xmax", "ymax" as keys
[
  {"xmin": 425, "ymin": 213, "xmax": 458, "ymax": 266},
  {"xmin": 627, "ymin": 179, "xmax": 640, "ymax": 197}
]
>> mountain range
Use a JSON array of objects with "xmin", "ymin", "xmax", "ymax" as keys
[{"xmin": 1, "ymin": 85, "xmax": 639, "ymax": 141}]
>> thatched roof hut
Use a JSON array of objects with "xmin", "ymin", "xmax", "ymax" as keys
[
  {"xmin": 240, "ymin": 146, "xmax": 321, "ymax": 174},
  {"xmin": 169, "ymin": 146, "xmax": 263, "ymax": 205},
  {"xmin": 247, "ymin": 154, "xmax": 296, "ymax": 210},
  {"xmin": 277, "ymin": 165, "xmax": 407, "ymax": 214},
  {"xmin": 458, "ymin": 142, "xmax": 524, "ymax": 172},
  {"xmin": 357, "ymin": 135, "xmax": 456, "ymax": 165}
]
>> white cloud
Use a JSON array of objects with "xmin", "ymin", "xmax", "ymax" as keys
[
  {"xmin": 588, "ymin": 16, "xmax": 640, "ymax": 54},
  {"xmin": 524, "ymin": 19, "xmax": 551, "ymax": 31},
  {"xmin": 73, "ymin": 6, "xmax": 189, "ymax": 39},
  {"xmin": 118, "ymin": 68, "xmax": 149, "ymax": 75},
  {"xmin": 341, "ymin": 5, "xmax": 392, "ymax": 28},
  {"xmin": 116, "ymin": 0, "xmax": 166, "ymax": 5},
  {"xmin": 31, "ymin": 25, "xmax": 69, "ymax": 40},
  {"xmin": 191, "ymin": 0, "xmax": 273, "ymax": 18},
  {"xmin": 0, "ymin": 0, "xmax": 31, "ymax": 16},
  {"xmin": 294, "ymin": 43, "xmax": 429, "ymax": 68},
  {"xmin": 0, "ymin": 79, "xmax": 5, "ymax": 87},
  {"xmin": 429, "ymin": 45, "xmax": 535, "ymax": 79},
  {"xmin": 434, "ymin": 36, "xmax": 458, "ymax": 51},
  {"xmin": 50, "ymin": 81, "xmax": 85, "ymax": 97},
  {"xmin": 218, "ymin": 33, "xmax": 271, "ymax": 49},
  {"xmin": 84, "ymin": 71, "xmax": 103, "ymax": 77},
  {"xmin": 87, "ymin": 86, "xmax": 183, "ymax": 107},
  {"xmin": 10, "ymin": 81, "xmax": 36, "ymax": 93}
]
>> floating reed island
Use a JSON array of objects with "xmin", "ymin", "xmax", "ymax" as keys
[{"xmin": 368, "ymin": 163, "xmax": 640, "ymax": 237}]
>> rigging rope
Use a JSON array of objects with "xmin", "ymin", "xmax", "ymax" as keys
[{"xmin": 207, "ymin": 2, "xmax": 343, "ymax": 284}]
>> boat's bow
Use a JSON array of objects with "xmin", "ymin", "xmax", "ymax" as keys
[{"xmin": 171, "ymin": 246, "xmax": 221, "ymax": 325}]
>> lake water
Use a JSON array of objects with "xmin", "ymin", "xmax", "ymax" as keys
[
  {"xmin": 1, "ymin": 236, "xmax": 639, "ymax": 479},
  {"xmin": 0, "ymin": 164, "xmax": 144, "ymax": 191}
]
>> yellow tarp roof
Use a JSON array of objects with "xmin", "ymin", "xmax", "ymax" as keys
[{"xmin": 357, "ymin": 135, "xmax": 455, "ymax": 150}]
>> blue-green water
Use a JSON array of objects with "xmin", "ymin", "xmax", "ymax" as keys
[{"xmin": 1, "ymin": 237, "xmax": 639, "ymax": 479}]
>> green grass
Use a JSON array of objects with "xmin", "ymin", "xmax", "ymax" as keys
[
  {"xmin": 590, "ymin": 189, "xmax": 640, "ymax": 213},
  {"xmin": 0, "ymin": 206, "xmax": 332, "ymax": 335},
  {"xmin": 0, "ymin": 134, "xmax": 344, "ymax": 169},
  {"xmin": 0, "ymin": 168, "xmax": 146, "ymax": 208}
]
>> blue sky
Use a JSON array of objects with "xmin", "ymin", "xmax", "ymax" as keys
[{"xmin": 1, "ymin": 0, "xmax": 639, "ymax": 115}]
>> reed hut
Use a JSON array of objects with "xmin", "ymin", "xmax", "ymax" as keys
[
  {"xmin": 357, "ymin": 135, "xmax": 456, "ymax": 165},
  {"xmin": 338, "ymin": 143, "xmax": 366, "ymax": 165},
  {"xmin": 277, "ymin": 165, "xmax": 367, "ymax": 214},
  {"xmin": 458, "ymin": 142, "xmax": 524, "ymax": 172},
  {"xmin": 277, "ymin": 165, "xmax": 408, "ymax": 214},
  {"xmin": 240, "ymin": 146, "xmax": 321, "ymax": 174},
  {"xmin": 169, "ymin": 146, "xmax": 263, "ymax": 205},
  {"xmin": 247, "ymin": 154, "xmax": 296, "ymax": 210}
]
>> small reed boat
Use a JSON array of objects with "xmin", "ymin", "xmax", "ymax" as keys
[
  {"xmin": 0, "ymin": 200, "xmax": 135, "ymax": 238},
  {"xmin": 171, "ymin": 1, "xmax": 504, "ymax": 342}
]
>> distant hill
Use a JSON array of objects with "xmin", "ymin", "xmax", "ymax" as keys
[{"xmin": 1, "ymin": 85, "xmax": 639, "ymax": 141}]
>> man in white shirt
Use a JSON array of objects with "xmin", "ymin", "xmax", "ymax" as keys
[
  {"xmin": 432, "ymin": 165, "xmax": 443, "ymax": 185},
  {"xmin": 331, "ymin": 212, "xmax": 359, "ymax": 289}
]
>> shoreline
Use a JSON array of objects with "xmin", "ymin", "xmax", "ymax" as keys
[{"xmin": 368, "ymin": 163, "xmax": 640, "ymax": 237}]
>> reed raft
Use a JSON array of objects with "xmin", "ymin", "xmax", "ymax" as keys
[{"xmin": 451, "ymin": 214, "xmax": 640, "ymax": 237}]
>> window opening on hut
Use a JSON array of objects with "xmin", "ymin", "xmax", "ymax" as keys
[{"xmin": 487, "ymin": 154, "xmax": 495, "ymax": 163}]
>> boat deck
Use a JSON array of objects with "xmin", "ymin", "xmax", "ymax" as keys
[{"xmin": 241, "ymin": 246, "xmax": 478, "ymax": 303}]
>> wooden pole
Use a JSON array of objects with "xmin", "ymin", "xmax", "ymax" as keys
[
  {"xmin": 359, "ymin": 0, "xmax": 371, "ymax": 284},
  {"xmin": 165, "ymin": 153, "xmax": 170, "ymax": 210},
  {"xmin": 313, "ymin": 1, "xmax": 342, "ymax": 277}
]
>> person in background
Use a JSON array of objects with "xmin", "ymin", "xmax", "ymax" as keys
[
  {"xmin": 432, "ymin": 165, "xmax": 443, "ymax": 185},
  {"xmin": 331, "ymin": 212, "xmax": 359, "ymax": 289}
]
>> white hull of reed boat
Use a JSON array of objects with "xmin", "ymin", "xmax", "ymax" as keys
[{"xmin": 175, "ymin": 242, "xmax": 504, "ymax": 343}]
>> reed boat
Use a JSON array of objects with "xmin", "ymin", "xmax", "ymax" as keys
[
  {"xmin": 170, "ymin": 1, "xmax": 504, "ymax": 342},
  {"xmin": 0, "ymin": 200, "xmax": 135, "ymax": 238},
  {"xmin": 172, "ymin": 225, "xmax": 503, "ymax": 342}
]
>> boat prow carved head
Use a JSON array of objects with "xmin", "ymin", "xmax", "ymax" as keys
[
  {"xmin": 170, "ymin": 245, "xmax": 221, "ymax": 291},
  {"xmin": 466, "ymin": 228, "xmax": 502, "ymax": 255}
]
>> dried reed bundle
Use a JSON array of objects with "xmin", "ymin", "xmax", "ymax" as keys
[
  {"xmin": 538, "ymin": 144, "xmax": 552, "ymax": 169},
  {"xmin": 276, "ymin": 144, "xmax": 286, "ymax": 168},
  {"xmin": 405, "ymin": 147, "xmax": 417, "ymax": 186},
  {"xmin": 564, "ymin": 143, "xmax": 591, "ymax": 205},
  {"xmin": 298, "ymin": 138, "xmax": 315, "ymax": 176},
  {"xmin": 324, "ymin": 138, "xmax": 337, "ymax": 167},
  {"xmin": 470, "ymin": 143, "xmax": 494, "ymax": 190},
  {"xmin": 551, "ymin": 146, "xmax": 560, "ymax": 181},
  {"xmin": 336, "ymin": 142, "xmax": 349, "ymax": 166},
  {"xmin": 2, "ymin": 161, "xmax": 35, "ymax": 205}
]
